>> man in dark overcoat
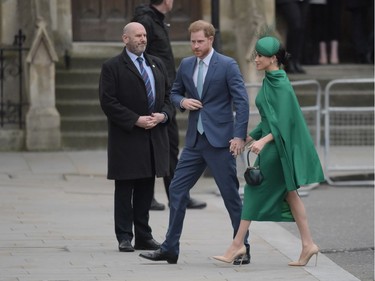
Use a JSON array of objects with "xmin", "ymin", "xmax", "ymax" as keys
[{"xmin": 99, "ymin": 22, "xmax": 173, "ymax": 252}]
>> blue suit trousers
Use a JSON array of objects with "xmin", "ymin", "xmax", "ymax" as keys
[{"xmin": 161, "ymin": 133, "xmax": 247, "ymax": 255}]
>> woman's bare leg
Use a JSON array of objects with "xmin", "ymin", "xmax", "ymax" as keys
[
  {"xmin": 221, "ymin": 219, "xmax": 251, "ymax": 257},
  {"xmin": 286, "ymin": 190, "xmax": 319, "ymax": 263}
]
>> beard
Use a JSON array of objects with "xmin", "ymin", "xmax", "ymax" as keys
[{"xmin": 128, "ymin": 43, "xmax": 146, "ymax": 56}]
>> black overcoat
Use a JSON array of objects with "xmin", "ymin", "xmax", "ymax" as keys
[{"xmin": 99, "ymin": 48, "xmax": 172, "ymax": 180}]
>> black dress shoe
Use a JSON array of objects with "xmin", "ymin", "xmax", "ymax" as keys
[
  {"xmin": 134, "ymin": 238, "xmax": 161, "ymax": 250},
  {"xmin": 118, "ymin": 240, "xmax": 134, "ymax": 252},
  {"xmin": 139, "ymin": 249, "xmax": 178, "ymax": 264},
  {"xmin": 233, "ymin": 248, "xmax": 250, "ymax": 265},
  {"xmin": 187, "ymin": 197, "xmax": 207, "ymax": 209},
  {"xmin": 150, "ymin": 198, "xmax": 165, "ymax": 211}
]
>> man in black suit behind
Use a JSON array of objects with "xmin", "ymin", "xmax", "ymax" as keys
[{"xmin": 99, "ymin": 22, "xmax": 173, "ymax": 252}]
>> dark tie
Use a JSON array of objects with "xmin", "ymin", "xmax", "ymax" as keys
[
  {"xmin": 196, "ymin": 60, "xmax": 204, "ymax": 134},
  {"xmin": 137, "ymin": 57, "xmax": 154, "ymax": 113}
]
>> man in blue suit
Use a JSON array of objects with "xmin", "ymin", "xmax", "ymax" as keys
[{"xmin": 139, "ymin": 20, "xmax": 250, "ymax": 264}]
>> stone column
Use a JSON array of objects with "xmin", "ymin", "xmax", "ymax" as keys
[
  {"xmin": 231, "ymin": 0, "xmax": 275, "ymax": 83},
  {"xmin": 50, "ymin": 0, "xmax": 73, "ymax": 57},
  {"xmin": 0, "ymin": 0, "xmax": 19, "ymax": 45},
  {"xmin": 25, "ymin": 19, "xmax": 60, "ymax": 150},
  {"xmin": 231, "ymin": 0, "xmax": 276, "ymax": 126}
]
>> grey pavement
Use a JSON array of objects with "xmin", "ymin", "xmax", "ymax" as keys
[{"xmin": 0, "ymin": 150, "xmax": 366, "ymax": 281}]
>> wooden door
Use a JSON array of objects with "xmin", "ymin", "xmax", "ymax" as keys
[
  {"xmin": 72, "ymin": 0, "xmax": 202, "ymax": 42},
  {"xmin": 165, "ymin": 0, "xmax": 202, "ymax": 40}
]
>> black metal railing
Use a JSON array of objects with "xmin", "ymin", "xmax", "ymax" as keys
[{"xmin": 0, "ymin": 29, "xmax": 29, "ymax": 129}]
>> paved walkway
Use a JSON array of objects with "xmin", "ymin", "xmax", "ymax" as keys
[{"xmin": 0, "ymin": 150, "xmax": 361, "ymax": 281}]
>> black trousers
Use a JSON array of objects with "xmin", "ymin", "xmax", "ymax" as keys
[
  {"xmin": 114, "ymin": 177, "xmax": 155, "ymax": 243},
  {"xmin": 349, "ymin": 5, "xmax": 374, "ymax": 59},
  {"xmin": 277, "ymin": 0, "xmax": 310, "ymax": 63}
]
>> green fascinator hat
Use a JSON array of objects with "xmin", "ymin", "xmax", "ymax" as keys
[{"xmin": 255, "ymin": 36, "xmax": 280, "ymax": 57}]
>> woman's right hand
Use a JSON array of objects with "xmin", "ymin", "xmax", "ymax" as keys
[
  {"xmin": 249, "ymin": 133, "xmax": 273, "ymax": 154},
  {"xmin": 249, "ymin": 140, "xmax": 265, "ymax": 155}
]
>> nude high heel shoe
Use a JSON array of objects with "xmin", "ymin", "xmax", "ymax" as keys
[
  {"xmin": 213, "ymin": 245, "xmax": 246, "ymax": 264},
  {"xmin": 288, "ymin": 245, "xmax": 319, "ymax": 266}
]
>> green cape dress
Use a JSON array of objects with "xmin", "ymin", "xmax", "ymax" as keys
[{"xmin": 242, "ymin": 70, "xmax": 324, "ymax": 222}]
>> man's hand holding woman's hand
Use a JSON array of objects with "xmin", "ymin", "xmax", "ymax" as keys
[{"xmin": 229, "ymin": 137, "xmax": 245, "ymax": 157}]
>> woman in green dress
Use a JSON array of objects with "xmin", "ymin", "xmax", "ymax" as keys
[{"xmin": 213, "ymin": 36, "xmax": 324, "ymax": 266}]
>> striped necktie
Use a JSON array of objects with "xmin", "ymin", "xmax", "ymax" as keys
[{"xmin": 137, "ymin": 57, "xmax": 154, "ymax": 113}]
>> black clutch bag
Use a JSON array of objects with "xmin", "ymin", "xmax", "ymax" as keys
[{"xmin": 244, "ymin": 150, "xmax": 264, "ymax": 186}]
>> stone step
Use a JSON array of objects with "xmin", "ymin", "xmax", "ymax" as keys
[
  {"xmin": 60, "ymin": 131, "xmax": 108, "ymax": 149},
  {"xmin": 56, "ymin": 85, "xmax": 98, "ymax": 100},
  {"xmin": 56, "ymin": 69, "xmax": 101, "ymax": 85},
  {"xmin": 57, "ymin": 58, "xmax": 107, "ymax": 70},
  {"xmin": 60, "ymin": 116, "xmax": 107, "ymax": 132},
  {"xmin": 56, "ymin": 100, "xmax": 103, "ymax": 116}
]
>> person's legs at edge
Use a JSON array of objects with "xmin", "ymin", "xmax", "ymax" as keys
[
  {"xmin": 328, "ymin": 0, "xmax": 341, "ymax": 64},
  {"xmin": 319, "ymin": 42, "xmax": 328, "ymax": 64},
  {"xmin": 278, "ymin": 1, "xmax": 309, "ymax": 73},
  {"xmin": 330, "ymin": 40, "xmax": 339, "ymax": 64},
  {"xmin": 278, "ymin": 2, "xmax": 300, "ymax": 73}
]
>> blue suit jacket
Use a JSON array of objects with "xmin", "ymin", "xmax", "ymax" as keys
[{"xmin": 170, "ymin": 51, "xmax": 249, "ymax": 148}]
